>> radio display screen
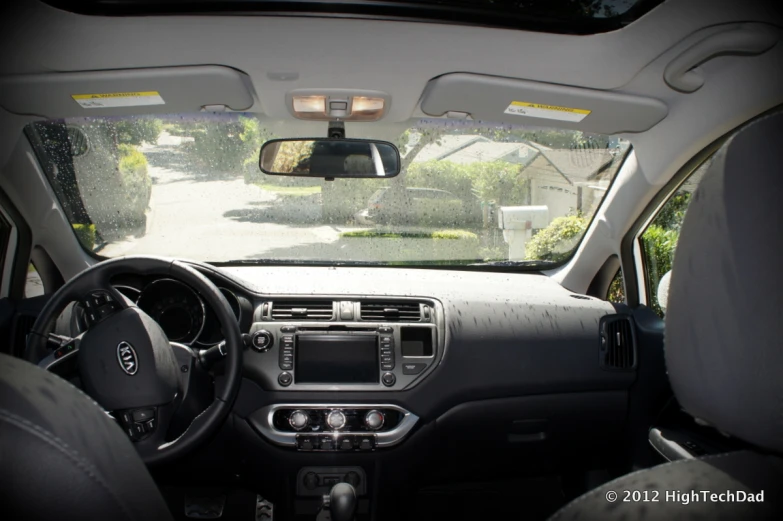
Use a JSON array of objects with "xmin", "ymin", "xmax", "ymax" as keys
[{"xmin": 295, "ymin": 335, "xmax": 379, "ymax": 384}]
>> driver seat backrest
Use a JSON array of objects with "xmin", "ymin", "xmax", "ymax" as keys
[
  {"xmin": 0, "ymin": 353, "xmax": 173, "ymax": 521},
  {"xmin": 548, "ymin": 110, "xmax": 783, "ymax": 520}
]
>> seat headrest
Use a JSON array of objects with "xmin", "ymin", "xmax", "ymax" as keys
[{"xmin": 665, "ymin": 111, "xmax": 783, "ymax": 453}]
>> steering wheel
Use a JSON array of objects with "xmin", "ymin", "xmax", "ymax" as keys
[{"xmin": 25, "ymin": 256, "xmax": 244, "ymax": 466}]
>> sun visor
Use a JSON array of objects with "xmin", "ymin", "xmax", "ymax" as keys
[
  {"xmin": 0, "ymin": 65, "xmax": 255, "ymax": 118},
  {"xmin": 420, "ymin": 73, "xmax": 667, "ymax": 134}
]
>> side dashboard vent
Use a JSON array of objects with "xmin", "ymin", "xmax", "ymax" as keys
[
  {"xmin": 600, "ymin": 315, "xmax": 636, "ymax": 370},
  {"xmin": 360, "ymin": 301, "xmax": 423, "ymax": 322},
  {"xmin": 270, "ymin": 300, "xmax": 334, "ymax": 321}
]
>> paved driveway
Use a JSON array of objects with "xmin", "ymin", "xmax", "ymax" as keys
[{"xmin": 100, "ymin": 136, "xmax": 352, "ymax": 262}]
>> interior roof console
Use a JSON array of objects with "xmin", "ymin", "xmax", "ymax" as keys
[{"xmin": 244, "ymin": 297, "xmax": 444, "ymax": 391}]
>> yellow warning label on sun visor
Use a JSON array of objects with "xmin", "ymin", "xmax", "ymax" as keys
[
  {"xmin": 504, "ymin": 101, "xmax": 591, "ymax": 122},
  {"xmin": 72, "ymin": 91, "xmax": 165, "ymax": 109}
]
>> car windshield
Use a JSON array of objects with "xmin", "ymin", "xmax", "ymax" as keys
[{"xmin": 27, "ymin": 113, "xmax": 629, "ymax": 267}]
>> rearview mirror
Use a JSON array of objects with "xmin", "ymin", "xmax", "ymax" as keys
[{"xmin": 259, "ymin": 138, "xmax": 400, "ymax": 178}]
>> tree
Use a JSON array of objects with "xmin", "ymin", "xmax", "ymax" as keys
[{"xmin": 111, "ymin": 118, "xmax": 163, "ymax": 146}]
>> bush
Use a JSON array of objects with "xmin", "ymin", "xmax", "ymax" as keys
[
  {"xmin": 339, "ymin": 229, "xmax": 479, "ymax": 262},
  {"xmin": 113, "ymin": 118, "xmax": 162, "ymax": 146},
  {"xmin": 525, "ymin": 214, "xmax": 588, "ymax": 262},
  {"xmin": 72, "ymin": 224, "xmax": 96, "ymax": 250},
  {"xmin": 117, "ymin": 144, "xmax": 152, "ymax": 217}
]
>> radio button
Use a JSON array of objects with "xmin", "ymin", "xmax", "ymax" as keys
[
  {"xmin": 381, "ymin": 372, "xmax": 396, "ymax": 387},
  {"xmin": 278, "ymin": 372, "xmax": 293, "ymax": 386},
  {"xmin": 402, "ymin": 363, "xmax": 427, "ymax": 375}
]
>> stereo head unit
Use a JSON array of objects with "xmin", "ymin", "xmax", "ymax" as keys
[
  {"xmin": 295, "ymin": 334, "xmax": 379, "ymax": 384},
  {"xmin": 244, "ymin": 322, "xmax": 442, "ymax": 391}
]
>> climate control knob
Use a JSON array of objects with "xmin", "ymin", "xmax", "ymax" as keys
[
  {"xmin": 326, "ymin": 410, "xmax": 347, "ymax": 430},
  {"xmin": 289, "ymin": 410, "xmax": 310, "ymax": 431},
  {"xmin": 364, "ymin": 410, "xmax": 385, "ymax": 431}
]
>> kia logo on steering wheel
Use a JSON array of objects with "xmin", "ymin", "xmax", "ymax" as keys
[{"xmin": 117, "ymin": 341, "xmax": 139, "ymax": 376}]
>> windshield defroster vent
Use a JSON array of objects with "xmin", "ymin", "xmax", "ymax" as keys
[
  {"xmin": 270, "ymin": 300, "xmax": 334, "ymax": 321},
  {"xmin": 360, "ymin": 301, "xmax": 423, "ymax": 322},
  {"xmin": 599, "ymin": 315, "xmax": 636, "ymax": 370}
]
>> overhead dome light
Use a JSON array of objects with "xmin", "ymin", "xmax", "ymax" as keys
[
  {"xmin": 291, "ymin": 93, "xmax": 387, "ymax": 121},
  {"xmin": 350, "ymin": 97, "xmax": 385, "ymax": 121},
  {"xmin": 292, "ymin": 96, "xmax": 326, "ymax": 115}
]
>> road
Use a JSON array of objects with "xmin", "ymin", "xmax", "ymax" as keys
[{"xmin": 100, "ymin": 134, "xmax": 354, "ymax": 262}]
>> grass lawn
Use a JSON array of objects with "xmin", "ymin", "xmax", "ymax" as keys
[{"xmin": 255, "ymin": 183, "xmax": 322, "ymax": 196}]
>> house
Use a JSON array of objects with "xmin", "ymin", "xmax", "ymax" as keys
[{"xmin": 412, "ymin": 134, "xmax": 621, "ymax": 218}]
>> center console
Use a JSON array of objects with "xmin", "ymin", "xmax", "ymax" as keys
[{"xmin": 244, "ymin": 298, "xmax": 444, "ymax": 452}]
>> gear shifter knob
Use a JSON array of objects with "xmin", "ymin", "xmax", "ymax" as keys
[{"xmin": 329, "ymin": 483, "xmax": 357, "ymax": 521}]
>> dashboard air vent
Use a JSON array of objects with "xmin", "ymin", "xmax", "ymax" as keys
[
  {"xmin": 600, "ymin": 315, "xmax": 635, "ymax": 370},
  {"xmin": 270, "ymin": 301, "xmax": 334, "ymax": 321},
  {"xmin": 360, "ymin": 301, "xmax": 422, "ymax": 322}
]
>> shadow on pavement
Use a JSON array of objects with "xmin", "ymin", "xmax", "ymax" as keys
[
  {"xmin": 145, "ymin": 146, "xmax": 245, "ymax": 183},
  {"xmin": 223, "ymin": 193, "xmax": 323, "ymax": 226}
]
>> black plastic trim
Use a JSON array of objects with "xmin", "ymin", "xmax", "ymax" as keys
[{"xmin": 0, "ymin": 189, "xmax": 34, "ymax": 300}]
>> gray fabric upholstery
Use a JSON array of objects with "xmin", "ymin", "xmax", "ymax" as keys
[
  {"xmin": 666, "ymin": 112, "xmax": 783, "ymax": 453},
  {"xmin": 0, "ymin": 353, "xmax": 173, "ymax": 521},
  {"xmin": 549, "ymin": 451, "xmax": 783, "ymax": 521}
]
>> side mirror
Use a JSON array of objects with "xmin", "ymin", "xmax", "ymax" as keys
[{"xmin": 259, "ymin": 138, "xmax": 401, "ymax": 179}]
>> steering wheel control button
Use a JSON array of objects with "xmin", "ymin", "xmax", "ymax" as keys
[
  {"xmin": 132, "ymin": 408, "xmax": 155, "ymax": 422},
  {"xmin": 250, "ymin": 330, "xmax": 274, "ymax": 352},
  {"xmin": 402, "ymin": 362, "xmax": 427, "ymax": 375},
  {"xmin": 83, "ymin": 291, "xmax": 122, "ymax": 327},
  {"xmin": 289, "ymin": 410, "xmax": 310, "ymax": 431},
  {"xmin": 326, "ymin": 410, "xmax": 347, "ymax": 430},
  {"xmin": 381, "ymin": 372, "xmax": 396, "ymax": 387},
  {"xmin": 364, "ymin": 410, "xmax": 385, "ymax": 431},
  {"xmin": 278, "ymin": 372, "xmax": 293, "ymax": 386}
]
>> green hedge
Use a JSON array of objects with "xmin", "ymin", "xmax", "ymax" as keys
[
  {"xmin": 117, "ymin": 144, "xmax": 152, "ymax": 221},
  {"xmin": 339, "ymin": 228, "xmax": 480, "ymax": 262},
  {"xmin": 525, "ymin": 214, "xmax": 588, "ymax": 263},
  {"xmin": 72, "ymin": 224, "xmax": 96, "ymax": 250},
  {"xmin": 341, "ymin": 229, "xmax": 477, "ymax": 240}
]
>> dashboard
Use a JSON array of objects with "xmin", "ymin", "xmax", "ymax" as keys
[{"xmin": 64, "ymin": 262, "xmax": 637, "ymax": 473}]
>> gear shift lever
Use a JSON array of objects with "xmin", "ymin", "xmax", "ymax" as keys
[{"xmin": 320, "ymin": 483, "xmax": 357, "ymax": 521}]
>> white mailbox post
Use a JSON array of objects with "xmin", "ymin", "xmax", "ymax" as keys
[{"xmin": 498, "ymin": 206, "xmax": 550, "ymax": 260}]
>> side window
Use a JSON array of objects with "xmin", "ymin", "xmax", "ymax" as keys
[
  {"xmin": 607, "ymin": 269, "xmax": 625, "ymax": 304},
  {"xmin": 641, "ymin": 160, "xmax": 709, "ymax": 317},
  {"xmin": 24, "ymin": 262, "xmax": 44, "ymax": 298}
]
